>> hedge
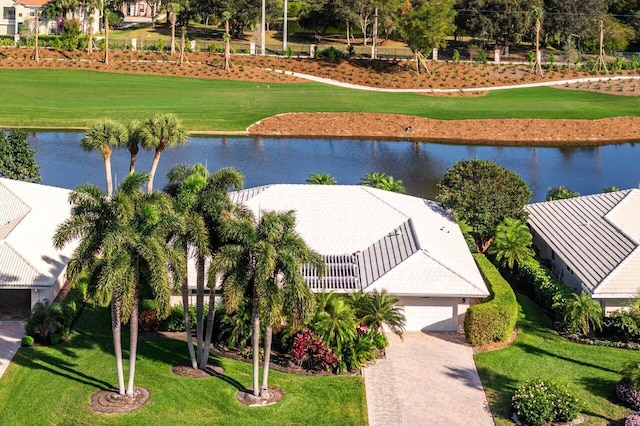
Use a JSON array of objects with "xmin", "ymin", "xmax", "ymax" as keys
[
  {"xmin": 514, "ymin": 258, "xmax": 574, "ymax": 323},
  {"xmin": 464, "ymin": 254, "xmax": 518, "ymax": 345}
]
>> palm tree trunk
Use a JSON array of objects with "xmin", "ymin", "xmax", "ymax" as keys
[
  {"xmin": 147, "ymin": 149, "xmax": 162, "ymax": 194},
  {"xmin": 111, "ymin": 297, "xmax": 125, "ymax": 395},
  {"xmin": 126, "ymin": 285, "xmax": 139, "ymax": 396},
  {"xmin": 170, "ymin": 16, "xmax": 176, "ymax": 56},
  {"xmin": 88, "ymin": 19, "xmax": 93, "ymax": 55},
  {"xmin": 195, "ymin": 254, "xmax": 205, "ymax": 365},
  {"xmin": 103, "ymin": 151, "xmax": 113, "ymax": 197},
  {"xmin": 199, "ymin": 283, "xmax": 216, "ymax": 370},
  {"xmin": 104, "ymin": 14, "xmax": 109, "ymax": 64},
  {"xmin": 128, "ymin": 145, "xmax": 138, "ymax": 175},
  {"xmin": 182, "ymin": 277, "xmax": 198, "ymax": 369},
  {"xmin": 224, "ymin": 20, "xmax": 230, "ymax": 72},
  {"xmin": 251, "ymin": 287, "xmax": 260, "ymax": 396},
  {"xmin": 260, "ymin": 324, "xmax": 273, "ymax": 398},
  {"xmin": 33, "ymin": 13, "xmax": 39, "ymax": 62},
  {"xmin": 178, "ymin": 25, "xmax": 186, "ymax": 66}
]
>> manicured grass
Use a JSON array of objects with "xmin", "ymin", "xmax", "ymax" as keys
[
  {"xmin": 0, "ymin": 69, "xmax": 638, "ymax": 131},
  {"xmin": 475, "ymin": 294, "xmax": 637, "ymax": 425},
  {"xmin": 0, "ymin": 307, "xmax": 367, "ymax": 425}
]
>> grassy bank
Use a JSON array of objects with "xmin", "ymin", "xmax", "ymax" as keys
[
  {"xmin": 475, "ymin": 294, "xmax": 636, "ymax": 425},
  {"xmin": 1, "ymin": 69, "xmax": 638, "ymax": 131},
  {"xmin": 0, "ymin": 306, "xmax": 367, "ymax": 425}
]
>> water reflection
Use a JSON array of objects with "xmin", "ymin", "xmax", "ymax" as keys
[{"xmin": 31, "ymin": 133, "xmax": 640, "ymax": 202}]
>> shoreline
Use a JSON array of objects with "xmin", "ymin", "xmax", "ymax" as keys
[{"xmin": 5, "ymin": 114, "xmax": 640, "ymax": 147}]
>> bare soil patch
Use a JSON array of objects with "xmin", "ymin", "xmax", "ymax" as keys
[
  {"xmin": 171, "ymin": 360, "xmax": 225, "ymax": 378},
  {"xmin": 249, "ymin": 113, "xmax": 640, "ymax": 146}
]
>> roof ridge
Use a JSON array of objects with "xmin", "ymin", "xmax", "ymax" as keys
[
  {"xmin": 0, "ymin": 240, "xmax": 42, "ymax": 287},
  {"xmin": 360, "ymin": 186, "xmax": 411, "ymax": 220},
  {"xmin": 604, "ymin": 189, "xmax": 640, "ymax": 247},
  {"xmin": 420, "ymin": 249, "xmax": 487, "ymax": 294}
]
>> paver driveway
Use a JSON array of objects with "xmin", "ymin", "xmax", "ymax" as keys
[
  {"xmin": 0, "ymin": 321, "xmax": 25, "ymax": 379},
  {"xmin": 363, "ymin": 332, "xmax": 493, "ymax": 426}
]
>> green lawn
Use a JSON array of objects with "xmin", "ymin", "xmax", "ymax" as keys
[
  {"xmin": 476, "ymin": 294, "xmax": 639, "ymax": 425},
  {"xmin": 0, "ymin": 307, "xmax": 367, "ymax": 426},
  {"xmin": 0, "ymin": 69, "xmax": 638, "ymax": 131}
]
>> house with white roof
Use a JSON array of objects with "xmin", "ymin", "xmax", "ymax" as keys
[
  {"xmin": 526, "ymin": 189, "xmax": 640, "ymax": 313},
  {"xmin": 0, "ymin": 0, "xmax": 99, "ymax": 37},
  {"xmin": 0, "ymin": 178, "xmax": 76, "ymax": 319},
  {"xmin": 227, "ymin": 184, "xmax": 489, "ymax": 332}
]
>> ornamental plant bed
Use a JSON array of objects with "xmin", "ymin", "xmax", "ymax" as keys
[{"xmin": 1, "ymin": 47, "xmax": 638, "ymax": 95}]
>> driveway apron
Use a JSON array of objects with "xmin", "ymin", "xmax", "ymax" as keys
[
  {"xmin": 364, "ymin": 332, "xmax": 493, "ymax": 426},
  {"xmin": 0, "ymin": 321, "xmax": 25, "ymax": 379}
]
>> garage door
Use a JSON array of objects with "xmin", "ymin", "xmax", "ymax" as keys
[
  {"xmin": 0, "ymin": 289, "xmax": 31, "ymax": 320},
  {"xmin": 397, "ymin": 297, "xmax": 457, "ymax": 332}
]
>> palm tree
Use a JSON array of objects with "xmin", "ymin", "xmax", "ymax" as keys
[
  {"xmin": 211, "ymin": 210, "xmax": 322, "ymax": 399},
  {"xmin": 168, "ymin": 3, "xmax": 180, "ymax": 56},
  {"xmin": 351, "ymin": 290, "xmax": 405, "ymax": 337},
  {"xmin": 125, "ymin": 120, "xmax": 144, "ymax": 175},
  {"xmin": 81, "ymin": 119, "xmax": 128, "ymax": 197},
  {"xmin": 361, "ymin": 172, "xmax": 406, "ymax": 193},
  {"xmin": 488, "ymin": 217, "xmax": 534, "ymax": 270},
  {"xmin": 306, "ymin": 172, "xmax": 337, "ymax": 185},
  {"xmin": 312, "ymin": 293, "xmax": 357, "ymax": 359},
  {"xmin": 54, "ymin": 173, "xmax": 181, "ymax": 396},
  {"xmin": 223, "ymin": 10, "xmax": 231, "ymax": 72},
  {"xmin": 564, "ymin": 292, "xmax": 603, "ymax": 336},
  {"xmin": 32, "ymin": 10, "xmax": 40, "ymax": 62},
  {"xmin": 140, "ymin": 113, "xmax": 188, "ymax": 194}
]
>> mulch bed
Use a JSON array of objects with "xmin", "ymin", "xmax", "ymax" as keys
[
  {"xmin": 171, "ymin": 360, "xmax": 225, "ymax": 378},
  {"xmin": 235, "ymin": 388, "xmax": 285, "ymax": 407},
  {"xmin": 90, "ymin": 387, "xmax": 151, "ymax": 413}
]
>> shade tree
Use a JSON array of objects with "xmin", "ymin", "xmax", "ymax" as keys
[{"xmin": 0, "ymin": 129, "xmax": 41, "ymax": 183}]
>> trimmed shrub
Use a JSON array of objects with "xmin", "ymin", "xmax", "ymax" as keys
[
  {"xmin": 512, "ymin": 379, "xmax": 580, "ymax": 425},
  {"xmin": 159, "ymin": 305, "xmax": 200, "ymax": 332},
  {"xmin": 291, "ymin": 328, "xmax": 339, "ymax": 372},
  {"xmin": 514, "ymin": 258, "xmax": 574, "ymax": 323},
  {"xmin": 21, "ymin": 335, "xmax": 34, "ymax": 347},
  {"xmin": 318, "ymin": 46, "xmax": 347, "ymax": 61},
  {"xmin": 138, "ymin": 309, "xmax": 159, "ymax": 332},
  {"xmin": 617, "ymin": 379, "xmax": 640, "ymax": 410},
  {"xmin": 464, "ymin": 254, "xmax": 518, "ymax": 345}
]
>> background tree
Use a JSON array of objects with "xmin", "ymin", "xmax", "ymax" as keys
[
  {"xmin": 213, "ymin": 0, "xmax": 261, "ymax": 38},
  {"xmin": 545, "ymin": 186, "xmax": 579, "ymax": 201},
  {"xmin": 306, "ymin": 172, "xmax": 337, "ymax": 184},
  {"xmin": 140, "ymin": 113, "xmax": 188, "ymax": 193},
  {"xmin": 488, "ymin": 217, "xmax": 534, "ymax": 270},
  {"xmin": 361, "ymin": 172, "xmax": 405, "ymax": 193},
  {"xmin": 437, "ymin": 159, "xmax": 532, "ymax": 253},
  {"xmin": 82, "ymin": 120, "xmax": 128, "ymax": 197},
  {"xmin": 0, "ymin": 130, "xmax": 41, "ymax": 183},
  {"xmin": 395, "ymin": 0, "xmax": 456, "ymax": 73}
]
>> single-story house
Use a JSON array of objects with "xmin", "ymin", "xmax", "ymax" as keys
[
  {"xmin": 222, "ymin": 184, "xmax": 490, "ymax": 332},
  {"xmin": 526, "ymin": 188, "xmax": 640, "ymax": 313},
  {"xmin": 0, "ymin": 178, "xmax": 76, "ymax": 319}
]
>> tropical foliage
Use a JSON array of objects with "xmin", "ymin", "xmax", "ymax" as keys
[
  {"xmin": 488, "ymin": 217, "xmax": 534, "ymax": 270},
  {"xmin": 306, "ymin": 172, "xmax": 337, "ymax": 185},
  {"xmin": 361, "ymin": 172, "xmax": 405, "ymax": 193},
  {"xmin": 563, "ymin": 292, "xmax": 603, "ymax": 335},
  {"xmin": 545, "ymin": 185, "xmax": 580, "ymax": 201},
  {"xmin": 53, "ymin": 173, "xmax": 182, "ymax": 396},
  {"xmin": 0, "ymin": 129, "xmax": 40, "ymax": 183},
  {"xmin": 437, "ymin": 159, "xmax": 532, "ymax": 253}
]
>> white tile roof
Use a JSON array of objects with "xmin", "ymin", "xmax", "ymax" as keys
[
  {"xmin": 0, "ymin": 178, "xmax": 76, "ymax": 288},
  {"xmin": 526, "ymin": 189, "xmax": 640, "ymax": 297},
  {"xmin": 231, "ymin": 184, "xmax": 488, "ymax": 298}
]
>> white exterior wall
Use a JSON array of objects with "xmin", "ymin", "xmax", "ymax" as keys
[{"xmin": 397, "ymin": 296, "xmax": 460, "ymax": 332}]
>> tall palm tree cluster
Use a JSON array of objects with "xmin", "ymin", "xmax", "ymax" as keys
[{"xmin": 59, "ymin": 113, "xmax": 404, "ymax": 402}]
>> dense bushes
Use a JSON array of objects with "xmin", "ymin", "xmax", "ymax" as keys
[
  {"xmin": 464, "ymin": 254, "xmax": 518, "ymax": 345},
  {"xmin": 617, "ymin": 380, "xmax": 640, "ymax": 410},
  {"xmin": 514, "ymin": 258, "xmax": 574, "ymax": 323},
  {"xmin": 512, "ymin": 379, "xmax": 581, "ymax": 425}
]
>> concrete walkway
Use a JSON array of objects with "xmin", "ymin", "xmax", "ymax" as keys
[
  {"xmin": 363, "ymin": 332, "xmax": 493, "ymax": 426},
  {"xmin": 269, "ymin": 68, "xmax": 640, "ymax": 93},
  {"xmin": 0, "ymin": 322, "xmax": 25, "ymax": 379}
]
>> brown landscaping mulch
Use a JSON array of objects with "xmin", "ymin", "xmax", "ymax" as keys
[
  {"xmin": 249, "ymin": 113, "xmax": 640, "ymax": 146},
  {"xmin": 235, "ymin": 388, "xmax": 285, "ymax": 407},
  {"xmin": 171, "ymin": 360, "xmax": 225, "ymax": 378},
  {"xmin": 90, "ymin": 387, "xmax": 150, "ymax": 413}
]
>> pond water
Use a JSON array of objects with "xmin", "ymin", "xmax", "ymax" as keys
[{"xmin": 30, "ymin": 132, "xmax": 640, "ymax": 202}]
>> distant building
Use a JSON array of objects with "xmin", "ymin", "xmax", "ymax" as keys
[
  {"xmin": 526, "ymin": 189, "xmax": 640, "ymax": 313},
  {"xmin": 0, "ymin": 178, "xmax": 77, "ymax": 319},
  {"xmin": 0, "ymin": 0, "xmax": 99, "ymax": 37}
]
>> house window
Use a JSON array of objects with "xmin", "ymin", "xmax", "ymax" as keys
[
  {"xmin": 3, "ymin": 7, "xmax": 15, "ymax": 20},
  {"xmin": 139, "ymin": 4, "xmax": 145, "ymax": 14}
]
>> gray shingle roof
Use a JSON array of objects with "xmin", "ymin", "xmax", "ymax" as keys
[{"xmin": 526, "ymin": 189, "xmax": 639, "ymax": 296}]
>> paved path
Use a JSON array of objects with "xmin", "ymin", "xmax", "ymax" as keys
[
  {"xmin": 269, "ymin": 68, "xmax": 640, "ymax": 93},
  {"xmin": 364, "ymin": 332, "xmax": 493, "ymax": 426},
  {"xmin": 0, "ymin": 322, "xmax": 25, "ymax": 379}
]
